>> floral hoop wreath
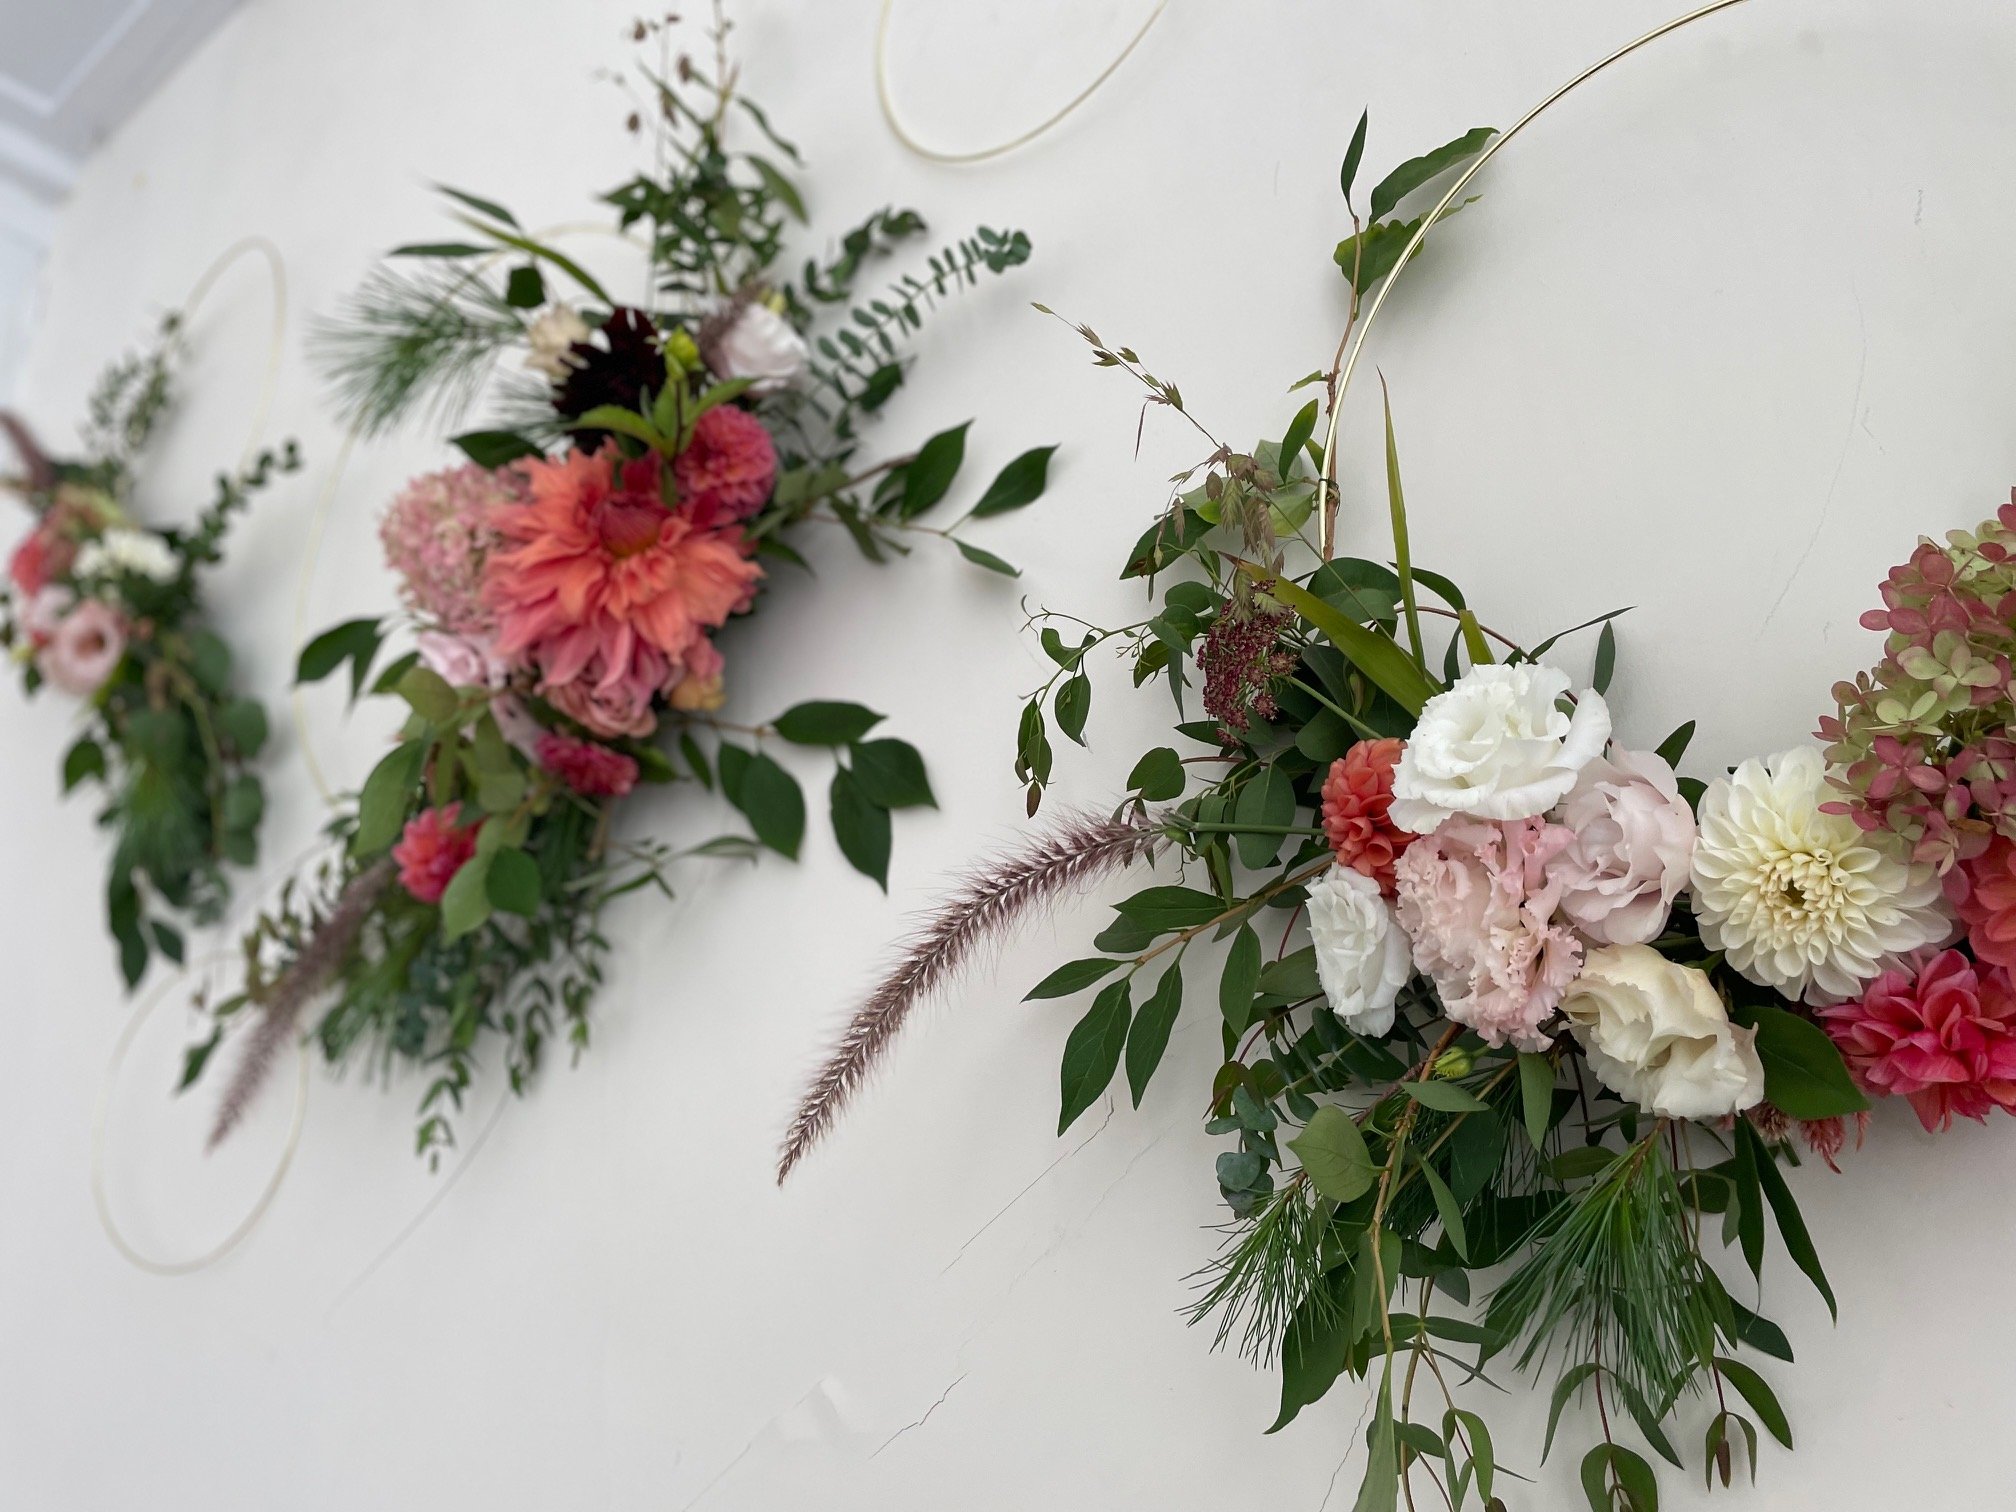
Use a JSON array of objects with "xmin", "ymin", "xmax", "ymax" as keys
[{"xmin": 779, "ymin": 1, "xmax": 2016, "ymax": 1507}]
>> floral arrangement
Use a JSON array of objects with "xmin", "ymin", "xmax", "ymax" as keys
[
  {"xmin": 783, "ymin": 117, "xmax": 2010, "ymax": 1510},
  {"xmin": 0, "ymin": 321, "xmax": 294, "ymax": 987},
  {"xmin": 189, "ymin": 10, "xmax": 1052, "ymax": 1157}
]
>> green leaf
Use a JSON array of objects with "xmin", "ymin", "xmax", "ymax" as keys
[
  {"xmin": 1367, "ymin": 126, "xmax": 1495, "ymax": 221},
  {"xmin": 436, "ymin": 183, "xmax": 520, "ymax": 228},
  {"xmin": 746, "ymin": 153, "xmax": 807, "ymax": 222},
  {"xmin": 569, "ymin": 404, "xmax": 670, "ymax": 452},
  {"xmin": 850, "ymin": 738, "xmax": 934, "ymax": 809},
  {"xmin": 1257, "ymin": 947, "xmax": 1321, "ymax": 1001},
  {"xmin": 486, "ymin": 846, "xmax": 542, "ymax": 916},
  {"xmin": 186, "ymin": 629, "xmax": 232, "ymax": 691},
  {"xmin": 438, "ymin": 852, "xmax": 493, "ymax": 939},
  {"xmin": 1733, "ymin": 1116, "xmax": 1766, "ymax": 1279},
  {"xmin": 1580, "ymin": 1442, "xmax": 1658, "ymax": 1512},
  {"xmin": 775, "ymin": 701, "xmax": 884, "ymax": 746},
  {"xmin": 1401, "ymin": 1080, "xmax": 1489, "ymax": 1114},
  {"xmin": 1233, "ymin": 763, "xmax": 1296, "ymax": 869},
  {"xmin": 1278, "ymin": 399, "xmax": 1318, "ymax": 486},
  {"xmin": 453, "ymin": 430, "xmax": 543, "ymax": 468},
  {"xmin": 734, "ymin": 752, "xmax": 806, "ymax": 859},
  {"xmin": 1414, "ymin": 1152, "xmax": 1469, "ymax": 1260},
  {"xmin": 829, "ymin": 767, "xmax": 892, "ymax": 888},
  {"xmin": 900, "ymin": 421, "xmax": 971, "ymax": 519},
  {"xmin": 1289, "ymin": 1104, "xmax": 1375, "ymax": 1202},
  {"xmin": 504, "ymin": 263, "xmax": 545, "ymax": 308},
  {"xmin": 220, "ymin": 774, "xmax": 264, "ymax": 832},
  {"xmin": 1654, "ymin": 720, "xmax": 1696, "ymax": 769},
  {"xmin": 1220, "ymin": 923, "xmax": 1262, "ymax": 1030},
  {"xmin": 1125, "ymin": 959, "xmax": 1184, "ymax": 1106},
  {"xmin": 354, "ymin": 741, "xmax": 425, "ymax": 855},
  {"xmin": 1748, "ymin": 1003, "xmax": 1869, "ymax": 1119},
  {"xmin": 396, "ymin": 665, "xmax": 458, "ymax": 724},
  {"xmin": 61, "ymin": 738, "xmax": 106, "ymax": 792},
  {"xmin": 296, "ymin": 617, "xmax": 384, "ymax": 700},
  {"xmin": 953, "ymin": 538, "xmax": 1019, "ymax": 576},
  {"xmin": 1353, "ymin": 1373, "xmax": 1398, "ymax": 1512},
  {"xmin": 1715, "ymin": 1358, "xmax": 1792, "ymax": 1449},
  {"xmin": 1256, "ymin": 568, "xmax": 1437, "ymax": 714},
  {"xmin": 969, "ymin": 444, "xmax": 1056, "ymax": 518},
  {"xmin": 1744, "ymin": 1121, "xmax": 1837, "ymax": 1318},
  {"xmin": 1058, "ymin": 980, "xmax": 1131, "ymax": 1133},
  {"xmin": 1543, "ymin": 1362, "xmax": 1601, "ymax": 1461},
  {"xmin": 218, "ymin": 697, "xmax": 268, "ymax": 757},
  {"xmin": 1026, "ymin": 957, "xmax": 1124, "ymax": 1001},
  {"xmin": 1270, "ymin": 1280, "xmax": 1351, "ymax": 1432},
  {"xmin": 1127, "ymin": 746, "xmax": 1185, "ymax": 802},
  {"xmin": 176, "ymin": 1026, "xmax": 223, "ymax": 1091},
  {"xmin": 1054, "ymin": 674, "xmax": 1092, "ymax": 745},
  {"xmin": 1339, "ymin": 109, "xmax": 1370, "ymax": 208},
  {"xmin": 716, "ymin": 742, "xmax": 751, "ymax": 805},
  {"xmin": 389, "ymin": 241, "xmax": 489, "ymax": 258},
  {"xmin": 1115, "ymin": 885, "xmax": 1224, "ymax": 932},
  {"xmin": 1594, "ymin": 621, "xmax": 1618, "ymax": 695},
  {"xmin": 1517, "ymin": 1053, "xmax": 1555, "ymax": 1151}
]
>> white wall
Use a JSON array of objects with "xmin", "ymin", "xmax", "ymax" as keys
[{"xmin": 4, "ymin": 1, "xmax": 2016, "ymax": 1509}]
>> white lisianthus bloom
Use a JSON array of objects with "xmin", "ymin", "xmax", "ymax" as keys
[
  {"xmin": 1388, "ymin": 663, "xmax": 1611, "ymax": 833},
  {"xmin": 74, "ymin": 526, "xmax": 178, "ymax": 583},
  {"xmin": 1691, "ymin": 747, "xmax": 1950, "ymax": 1003},
  {"xmin": 1554, "ymin": 747, "xmax": 1697, "ymax": 945},
  {"xmin": 704, "ymin": 299, "xmax": 809, "ymax": 395},
  {"xmin": 1559, "ymin": 944, "xmax": 1765, "ymax": 1119},
  {"xmin": 524, "ymin": 304, "xmax": 591, "ymax": 381},
  {"xmin": 1305, "ymin": 865, "xmax": 1412, "ymax": 1035}
]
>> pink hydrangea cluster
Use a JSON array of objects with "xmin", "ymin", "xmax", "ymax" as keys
[
  {"xmin": 1819, "ymin": 493, "xmax": 2016, "ymax": 869},
  {"xmin": 379, "ymin": 464, "xmax": 525, "ymax": 637},
  {"xmin": 1392, "ymin": 814, "xmax": 1584, "ymax": 1051}
]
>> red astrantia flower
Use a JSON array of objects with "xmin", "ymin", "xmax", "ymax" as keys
[
  {"xmin": 673, "ymin": 404, "xmax": 777, "ymax": 529},
  {"xmin": 1947, "ymin": 834, "xmax": 2016, "ymax": 970},
  {"xmin": 1320, "ymin": 738, "xmax": 1417, "ymax": 894},
  {"xmin": 392, "ymin": 802, "xmax": 479, "ymax": 905},
  {"xmin": 1819, "ymin": 949, "xmax": 2016, "ymax": 1131},
  {"xmin": 536, "ymin": 731, "xmax": 639, "ymax": 798}
]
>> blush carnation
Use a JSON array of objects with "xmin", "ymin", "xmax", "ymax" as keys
[
  {"xmin": 482, "ymin": 445, "xmax": 762, "ymax": 737},
  {"xmin": 1819, "ymin": 949, "xmax": 2016, "ymax": 1131},
  {"xmin": 536, "ymin": 731, "xmax": 639, "ymax": 797},
  {"xmin": 1553, "ymin": 747, "xmax": 1696, "ymax": 945},
  {"xmin": 380, "ymin": 464, "xmax": 524, "ymax": 637},
  {"xmin": 673, "ymin": 404, "xmax": 777, "ymax": 528},
  {"xmin": 1321, "ymin": 739, "xmax": 1417, "ymax": 893},
  {"xmin": 392, "ymin": 802, "xmax": 478, "ymax": 905},
  {"xmin": 1393, "ymin": 814, "xmax": 1584, "ymax": 1051}
]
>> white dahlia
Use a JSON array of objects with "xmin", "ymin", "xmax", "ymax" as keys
[{"xmin": 1690, "ymin": 746, "xmax": 1949, "ymax": 1002}]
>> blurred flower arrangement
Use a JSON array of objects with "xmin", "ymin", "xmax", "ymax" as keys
[
  {"xmin": 189, "ymin": 9, "xmax": 1053, "ymax": 1157},
  {"xmin": 0, "ymin": 322, "xmax": 294, "ymax": 987},
  {"xmin": 783, "ymin": 116, "xmax": 2014, "ymax": 1510}
]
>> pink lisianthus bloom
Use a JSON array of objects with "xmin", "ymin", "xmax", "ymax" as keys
[
  {"xmin": 536, "ymin": 731, "xmax": 639, "ymax": 798},
  {"xmin": 672, "ymin": 404, "xmax": 777, "ymax": 528},
  {"xmin": 1393, "ymin": 814, "xmax": 1584, "ymax": 1051},
  {"xmin": 391, "ymin": 802, "xmax": 479, "ymax": 905},
  {"xmin": 1820, "ymin": 949, "xmax": 2016, "ymax": 1130},
  {"xmin": 40, "ymin": 596, "xmax": 126, "ymax": 695},
  {"xmin": 482, "ymin": 445, "xmax": 760, "ymax": 732},
  {"xmin": 416, "ymin": 630, "xmax": 510, "ymax": 690},
  {"xmin": 1553, "ymin": 748, "xmax": 1696, "ymax": 945},
  {"xmin": 380, "ymin": 464, "xmax": 523, "ymax": 637}
]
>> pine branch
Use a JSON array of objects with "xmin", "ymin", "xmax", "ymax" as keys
[
  {"xmin": 776, "ymin": 807, "xmax": 1166, "ymax": 1183},
  {"xmin": 314, "ymin": 266, "xmax": 524, "ymax": 436}
]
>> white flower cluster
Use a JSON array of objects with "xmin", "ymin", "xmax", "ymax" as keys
[{"xmin": 73, "ymin": 526, "xmax": 179, "ymax": 584}]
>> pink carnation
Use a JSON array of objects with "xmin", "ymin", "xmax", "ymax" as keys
[
  {"xmin": 1393, "ymin": 815, "xmax": 1584, "ymax": 1051},
  {"xmin": 673, "ymin": 405, "xmax": 777, "ymax": 528},
  {"xmin": 392, "ymin": 802, "xmax": 478, "ymax": 905},
  {"xmin": 1820, "ymin": 949, "xmax": 2016, "ymax": 1132},
  {"xmin": 9, "ymin": 525, "xmax": 61, "ymax": 597},
  {"xmin": 536, "ymin": 732, "xmax": 639, "ymax": 797},
  {"xmin": 379, "ymin": 464, "xmax": 525, "ymax": 637}
]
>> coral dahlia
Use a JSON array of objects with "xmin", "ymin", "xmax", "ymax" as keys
[
  {"xmin": 1320, "ymin": 739, "xmax": 1416, "ymax": 893},
  {"xmin": 482, "ymin": 445, "xmax": 761, "ymax": 736},
  {"xmin": 1820, "ymin": 949, "xmax": 2016, "ymax": 1131}
]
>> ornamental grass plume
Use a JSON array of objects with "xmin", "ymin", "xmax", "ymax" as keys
[
  {"xmin": 207, "ymin": 858, "xmax": 396, "ymax": 1148},
  {"xmin": 777, "ymin": 807, "xmax": 1168, "ymax": 1183}
]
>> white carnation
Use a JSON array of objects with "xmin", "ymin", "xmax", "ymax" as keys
[
  {"xmin": 1559, "ymin": 944, "xmax": 1765, "ymax": 1120},
  {"xmin": 73, "ymin": 527, "xmax": 178, "ymax": 584},
  {"xmin": 705, "ymin": 300, "xmax": 808, "ymax": 395},
  {"xmin": 1305, "ymin": 865, "xmax": 1412, "ymax": 1035},
  {"xmin": 524, "ymin": 304, "xmax": 591, "ymax": 382},
  {"xmin": 1690, "ymin": 747, "xmax": 1949, "ymax": 1003},
  {"xmin": 1388, "ymin": 663, "xmax": 1611, "ymax": 833}
]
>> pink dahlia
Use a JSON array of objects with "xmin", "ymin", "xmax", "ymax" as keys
[
  {"xmin": 481, "ymin": 446, "xmax": 761, "ymax": 737},
  {"xmin": 1820, "ymin": 949, "xmax": 2016, "ymax": 1131},
  {"xmin": 392, "ymin": 802, "xmax": 478, "ymax": 905},
  {"xmin": 1393, "ymin": 814, "xmax": 1583, "ymax": 1051},
  {"xmin": 380, "ymin": 464, "xmax": 524, "ymax": 637},
  {"xmin": 536, "ymin": 731, "xmax": 638, "ymax": 798},
  {"xmin": 673, "ymin": 405, "xmax": 777, "ymax": 529},
  {"xmin": 1946, "ymin": 834, "xmax": 2016, "ymax": 970},
  {"xmin": 1321, "ymin": 739, "xmax": 1416, "ymax": 894}
]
